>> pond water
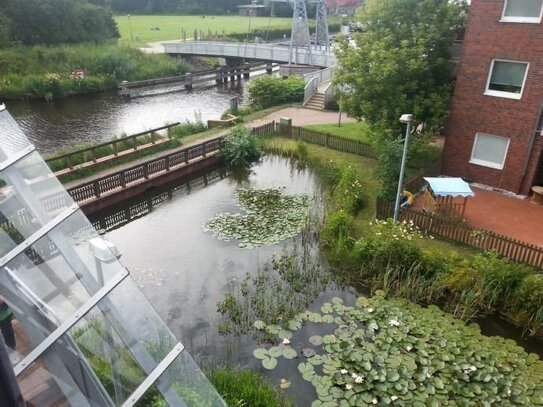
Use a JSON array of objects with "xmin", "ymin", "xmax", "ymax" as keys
[
  {"xmin": 5, "ymin": 80, "xmax": 246, "ymax": 153},
  {"xmin": 89, "ymin": 155, "xmax": 543, "ymax": 405}
]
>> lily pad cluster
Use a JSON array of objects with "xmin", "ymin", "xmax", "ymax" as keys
[
  {"xmin": 203, "ymin": 188, "xmax": 310, "ymax": 249},
  {"xmin": 253, "ymin": 292, "xmax": 543, "ymax": 406}
]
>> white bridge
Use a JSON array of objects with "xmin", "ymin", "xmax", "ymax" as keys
[{"xmin": 163, "ymin": 41, "xmax": 336, "ymax": 68}]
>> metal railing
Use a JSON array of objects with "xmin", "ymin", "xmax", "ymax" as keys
[{"xmin": 302, "ymin": 66, "xmax": 335, "ymax": 106}]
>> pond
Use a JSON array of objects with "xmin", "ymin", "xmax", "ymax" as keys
[{"xmin": 89, "ymin": 155, "xmax": 543, "ymax": 405}]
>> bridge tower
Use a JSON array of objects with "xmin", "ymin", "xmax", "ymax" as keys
[
  {"xmin": 314, "ymin": 0, "xmax": 330, "ymax": 50},
  {"xmin": 289, "ymin": 0, "xmax": 312, "ymax": 64}
]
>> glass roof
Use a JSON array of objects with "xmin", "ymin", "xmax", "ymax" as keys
[{"xmin": 0, "ymin": 104, "xmax": 225, "ymax": 406}]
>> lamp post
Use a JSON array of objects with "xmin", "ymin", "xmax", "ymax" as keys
[
  {"xmin": 393, "ymin": 114, "xmax": 413, "ymax": 223},
  {"xmin": 127, "ymin": 14, "xmax": 134, "ymax": 42}
]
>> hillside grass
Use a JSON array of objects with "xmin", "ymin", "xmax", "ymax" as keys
[{"xmin": 115, "ymin": 15, "xmax": 293, "ymax": 46}]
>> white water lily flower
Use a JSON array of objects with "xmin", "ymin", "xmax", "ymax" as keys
[
  {"xmin": 389, "ymin": 319, "xmax": 401, "ymax": 327},
  {"xmin": 281, "ymin": 338, "xmax": 291, "ymax": 345},
  {"xmin": 391, "ymin": 396, "xmax": 398, "ymax": 401},
  {"xmin": 372, "ymin": 398, "xmax": 378, "ymax": 404},
  {"xmin": 405, "ymin": 345, "xmax": 413, "ymax": 351},
  {"xmin": 354, "ymin": 375, "xmax": 364, "ymax": 384},
  {"xmin": 340, "ymin": 369, "xmax": 348, "ymax": 374},
  {"xmin": 367, "ymin": 308, "xmax": 374, "ymax": 313},
  {"xmin": 345, "ymin": 383, "xmax": 353, "ymax": 390}
]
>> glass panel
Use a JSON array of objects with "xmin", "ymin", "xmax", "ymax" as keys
[
  {"xmin": 504, "ymin": 0, "xmax": 543, "ymax": 17},
  {"xmin": 17, "ymin": 337, "xmax": 110, "ymax": 407},
  {"xmin": 0, "ymin": 108, "xmax": 32, "ymax": 158},
  {"xmin": 134, "ymin": 351, "xmax": 226, "ymax": 407},
  {"xmin": 472, "ymin": 134, "xmax": 509, "ymax": 166},
  {"xmin": 489, "ymin": 61, "xmax": 527, "ymax": 93}
]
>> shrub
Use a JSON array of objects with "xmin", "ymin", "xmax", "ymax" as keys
[
  {"xmin": 321, "ymin": 210, "xmax": 355, "ymax": 262},
  {"xmin": 219, "ymin": 125, "xmax": 262, "ymax": 169},
  {"xmin": 354, "ymin": 219, "xmax": 426, "ymax": 275},
  {"xmin": 324, "ymin": 99, "xmax": 339, "ymax": 111},
  {"xmin": 248, "ymin": 76, "xmax": 304, "ymax": 110},
  {"xmin": 334, "ymin": 165, "xmax": 365, "ymax": 214},
  {"xmin": 208, "ymin": 369, "xmax": 293, "ymax": 407},
  {"xmin": 510, "ymin": 274, "xmax": 543, "ymax": 335},
  {"xmin": 170, "ymin": 112, "xmax": 207, "ymax": 138}
]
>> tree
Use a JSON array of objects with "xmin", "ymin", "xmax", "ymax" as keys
[
  {"xmin": 3, "ymin": 0, "xmax": 119, "ymax": 45},
  {"xmin": 335, "ymin": 0, "xmax": 467, "ymax": 136}
]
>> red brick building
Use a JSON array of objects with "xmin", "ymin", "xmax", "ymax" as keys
[{"xmin": 442, "ymin": 0, "xmax": 543, "ymax": 195}]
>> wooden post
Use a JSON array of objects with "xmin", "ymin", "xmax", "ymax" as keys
[
  {"xmin": 215, "ymin": 68, "xmax": 223, "ymax": 84},
  {"xmin": 202, "ymin": 142, "xmax": 207, "ymax": 157},
  {"xmin": 93, "ymin": 181, "xmax": 101, "ymax": 198},
  {"xmin": 151, "ymin": 132, "xmax": 156, "ymax": 144},
  {"xmin": 120, "ymin": 172, "xmax": 126, "ymax": 188},
  {"xmin": 91, "ymin": 148, "xmax": 97, "ymax": 163},
  {"xmin": 113, "ymin": 142, "xmax": 118, "ymax": 156},
  {"xmin": 133, "ymin": 137, "xmax": 138, "ymax": 150},
  {"xmin": 165, "ymin": 155, "xmax": 170, "ymax": 171},
  {"xmin": 185, "ymin": 73, "xmax": 193, "ymax": 90},
  {"xmin": 143, "ymin": 165, "xmax": 149, "ymax": 179},
  {"xmin": 184, "ymin": 150, "xmax": 189, "ymax": 164}
]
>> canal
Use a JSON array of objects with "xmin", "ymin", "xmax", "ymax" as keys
[{"xmin": 5, "ymin": 80, "xmax": 247, "ymax": 153}]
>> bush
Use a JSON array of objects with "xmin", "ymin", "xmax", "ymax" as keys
[
  {"xmin": 170, "ymin": 112, "xmax": 207, "ymax": 138},
  {"xmin": 321, "ymin": 210, "xmax": 355, "ymax": 262},
  {"xmin": 0, "ymin": 44, "xmax": 189, "ymax": 100},
  {"xmin": 510, "ymin": 274, "xmax": 543, "ymax": 335},
  {"xmin": 248, "ymin": 76, "xmax": 305, "ymax": 110},
  {"xmin": 324, "ymin": 99, "xmax": 339, "ymax": 111},
  {"xmin": 219, "ymin": 125, "xmax": 262, "ymax": 169},
  {"xmin": 208, "ymin": 369, "xmax": 293, "ymax": 407},
  {"xmin": 334, "ymin": 165, "xmax": 365, "ymax": 214}
]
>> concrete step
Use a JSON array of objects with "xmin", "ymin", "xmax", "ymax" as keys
[{"xmin": 305, "ymin": 103, "xmax": 325, "ymax": 110}]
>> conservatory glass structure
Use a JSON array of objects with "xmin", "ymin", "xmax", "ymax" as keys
[{"xmin": 0, "ymin": 103, "xmax": 225, "ymax": 406}]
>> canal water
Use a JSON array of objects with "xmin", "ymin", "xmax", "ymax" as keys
[
  {"xmin": 5, "ymin": 80, "xmax": 246, "ymax": 154},
  {"xmin": 89, "ymin": 155, "xmax": 543, "ymax": 404}
]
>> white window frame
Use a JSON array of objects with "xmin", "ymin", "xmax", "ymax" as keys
[
  {"xmin": 484, "ymin": 59, "xmax": 529, "ymax": 100},
  {"xmin": 500, "ymin": 0, "xmax": 543, "ymax": 23},
  {"xmin": 469, "ymin": 133, "xmax": 511, "ymax": 170}
]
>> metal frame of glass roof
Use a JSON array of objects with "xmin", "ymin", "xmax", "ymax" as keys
[{"xmin": 0, "ymin": 103, "xmax": 225, "ymax": 406}]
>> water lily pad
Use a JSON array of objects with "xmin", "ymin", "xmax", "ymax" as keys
[
  {"xmin": 262, "ymin": 356, "xmax": 278, "ymax": 370},
  {"xmin": 309, "ymin": 335, "xmax": 324, "ymax": 346},
  {"xmin": 302, "ymin": 348, "xmax": 317, "ymax": 358},
  {"xmin": 282, "ymin": 347, "xmax": 298, "ymax": 359},
  {"xmin": 253, "ymin": 320, "xmax": 266, "ymax": 330},
  {"xmin": 268, "ymin": 346, "xmax": 283, "ymax": 358},
  {"xmin": 253, "ymin": 348, "xmax": 268, "ymax": 360}
]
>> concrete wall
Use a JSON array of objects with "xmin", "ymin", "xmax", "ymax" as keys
[{"xmin": 442, "ymin": 0, "xmax": 543, "ymax": 195}]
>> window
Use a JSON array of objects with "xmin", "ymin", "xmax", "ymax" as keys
[
  {"xmin": 470, "ymin": 133, "xmax": 510, "ymax": 170},
  {"xmin": 501, "ymin": 0, "xmax": 543, "ymax": 23},
  {"xmin": 485, "ymin": 60, "xmax": 529, "ymax": 99}
]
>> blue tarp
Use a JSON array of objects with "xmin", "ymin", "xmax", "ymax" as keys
[{"xmin": 423, "ymin": 177, "xmax": 474, "ymax": 197}]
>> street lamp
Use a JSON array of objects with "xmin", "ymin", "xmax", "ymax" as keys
[
  {"xmin": 393, "ymin": 113, "xmax": 413, "ymax": 223},
  {"xmin": 127, "ymin": 14, "xmax": 134, "ymax": 42}
]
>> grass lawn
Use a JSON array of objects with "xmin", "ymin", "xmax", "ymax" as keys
[
  {"xmin": 115, "ymin": 15, "xmax": 293, "ymax": 46},
  {"xmin": 304, "ymin": 122, "xmax": 372, "ymax": 143}
]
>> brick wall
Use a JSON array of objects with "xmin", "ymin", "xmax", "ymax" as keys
[{"xmin": 442, "ymin": 0, "xmax": 543, "ymax": 195}]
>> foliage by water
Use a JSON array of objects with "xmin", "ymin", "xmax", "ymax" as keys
[
  {"xmin": 0, "ymin": 44, "xmax": 189, "ymax": 100},
  {"xmin": 248, "ymin": 76, "xmax": 305, "ymax": 110},
  {"xmin": 219, "ymin": 125, "xmax": 262, "ymax": 169},
  {"xmin": 217, "ymin": 240, "xmax": 330, "ymax": 342},
  {"xmin": 252, "ymin": 291, "xmax": 543, "ymax": 406},
  {"xmin": 204, "ymin": 188, "xmax": 310, "ymax": 249},
  {"xmin": 209, "ymin": 369, "xmax": 294, "ymax": 407}
]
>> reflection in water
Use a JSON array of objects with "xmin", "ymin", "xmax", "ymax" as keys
[
  {"xmin": 91, "ymin": 157, "xmax": 324, "ymax": 368},
  {"xmin": 6, "ymin": 81, "xmax": 245, "ymax": 153}
]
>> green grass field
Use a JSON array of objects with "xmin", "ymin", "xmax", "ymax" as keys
[
  {"xmin": 305, "ymin": 122, "xmax": 372, "ymax": 142},
  {"xmin": 115, "ymin": 15, "xmax": 293, "ymax": 46}
]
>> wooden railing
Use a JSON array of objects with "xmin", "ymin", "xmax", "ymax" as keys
[
  {"xmin": 281, "ymin": 125, "xmax": 377, "ymax": 159},
  {"xmin": 376, "ymin": 199, "xmax": 543, "ymax": 269},
  {"xmin": 45, "ymin": 123, "xmax": 180, "ymax": 170},
  {"xmin": 66, "ymin": 122, "xmax": 277, "ymax": 204}
]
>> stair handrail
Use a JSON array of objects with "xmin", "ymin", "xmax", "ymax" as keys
[{"xmin": 302, "ymin": 66, "xmax": 335, "ymax": 106}]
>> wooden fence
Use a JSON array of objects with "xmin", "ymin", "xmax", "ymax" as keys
[
  {"xmin": 277, "ymin": 124, "xmax": 377, "ymax": 159},
  {"xmin": 44, "ymin": 123, "xmax": 180, "ymax": 170},
  {"xmin": 376, "ymin": 199, "xmax": 543, "ymax": 269},
  {"xmin": 66, "ymin": 121, "xmax": 276, "ymax": 204}
]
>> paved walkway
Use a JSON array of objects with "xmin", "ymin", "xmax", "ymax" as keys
[{"xmin": 251, "ymin": 107, "xmax": 355, "ymax": 127}]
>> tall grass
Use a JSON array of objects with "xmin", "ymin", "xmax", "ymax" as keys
[{"xmin": 0, "ymin": 44, "xmax": 189, "ymax": 100}]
